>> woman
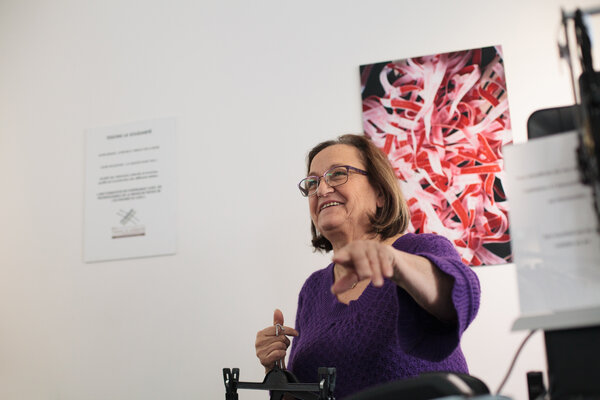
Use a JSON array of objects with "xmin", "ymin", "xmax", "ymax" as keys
[{"xmin": 255, "ymin": 134, "xmax": 480, "ymax": 399}]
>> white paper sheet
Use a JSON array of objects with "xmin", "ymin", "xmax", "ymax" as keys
[
  {"xmin": 84, "ymin": 118, "xmax": 177, "ymax": 262},
  {"xmin": 504, "ymin": 132, "xmax": 600, "ymax": 324}
]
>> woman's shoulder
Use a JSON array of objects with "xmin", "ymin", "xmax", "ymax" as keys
[
  {"xmin": 392, "ymin": 232, "xmax": 464, "ymax": 261},
  {"xmin": 393, "ymin": 232, "xmax": 454, "ymax": 251},
  {"xmin": 300, "ymin": 262, "xmax": 333, "ymax": 292}
]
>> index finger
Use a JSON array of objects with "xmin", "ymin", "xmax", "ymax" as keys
[{"xmin": 264, "ymin": 325, "xmax": 298, "ymax": 337}]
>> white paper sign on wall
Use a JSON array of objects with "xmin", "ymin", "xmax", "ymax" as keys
[{"xmin": 84, "ymin": 117, "xmax": 177, "ymax": 262}]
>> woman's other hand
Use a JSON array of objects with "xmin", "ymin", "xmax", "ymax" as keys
[
  {"xmin": 331, "ymin": 240, "xmax": 397, "ymax": 293},
  {"xmin": 255, "ymin": 309, "xmax": 298, "ymax": 373},
  {"xmin": 331, "ymin": 239, "xmax": 457, "ymax": 323}
]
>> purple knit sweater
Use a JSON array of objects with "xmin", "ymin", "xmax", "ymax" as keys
[{"xmin": 287, "ymin": 233, "xmax": 480, "ymax": 399}]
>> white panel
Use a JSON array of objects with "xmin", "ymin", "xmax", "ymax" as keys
[{"xmin": 505, "ymin": 132, "xmax": 600, "ymax": 321}]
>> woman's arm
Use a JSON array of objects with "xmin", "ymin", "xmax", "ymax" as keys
[
  {"xmin": 331, "ymin": 237, "xmax": 472, "ymax": 323},
  {"xmin": 390, "ymin": 250, "xmax": 456, "ymax": 323}
]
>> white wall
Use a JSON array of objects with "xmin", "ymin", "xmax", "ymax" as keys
[{"xmin": 0, "ymin": 1, "xmax": 595, "ymax": 399}]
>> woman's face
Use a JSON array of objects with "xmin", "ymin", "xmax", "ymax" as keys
[{"xmin": 308, "ymin": 144, "xmax": 383, "ymax": 244}]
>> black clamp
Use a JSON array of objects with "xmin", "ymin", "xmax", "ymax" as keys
[{"xmin": 223, "ymin": 365, "xmax": 336, "ymax": 400}]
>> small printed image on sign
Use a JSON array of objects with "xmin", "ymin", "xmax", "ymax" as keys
[
  {"xmin": 361, "ymin": 46, "xmax": 512, "ymax": 266},
  {"xmin": 112, "ymin": 208, "xmax": 146, "ymax": 239}
]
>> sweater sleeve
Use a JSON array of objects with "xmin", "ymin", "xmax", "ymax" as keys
[{"xmin": 395, "ymin": 233, "xmax": 480, "ymax": 361}]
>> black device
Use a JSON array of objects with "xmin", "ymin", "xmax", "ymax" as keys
[
  {"xmin": 343, "ymin": 372, "xmax": 490, "ymax": 400},
  {"xmin": 523, "ymin": 13, "xmax": 600, "ymax": 399},
  {"xmin": 576, "ymin": 70, "xmax": 600, "ymax": 225},
  {"xmin": 524, "ymin": 101, "xmax": 600, "ymax": 398},
  {"xmin": 527, "ymin": 105, "xmax": 578, "ymax": 139},
  {"xmin": 559, "ymin": 8, "xmax": 600, "ymax": 230},
  {"xmin": 529, "ymin": 9, "xmax": 600, "ymax": 398},
  {"xmin": 544, "ymin": 326, "xmax": 600, "ymax": 399},
  {"xmin": 527, "ymin": 371, "xmax": 546, "ymax": 400},
  {"xmin": 221, "ymin": 366, "xmax": 492, "ymax": 400},
  {"xmin": 526, "ymin": 104, "xmax": 600, "ymax": 400},
  {"xmin": 223, "ymin": 365, "xmax": 336, "ymax": 400}
]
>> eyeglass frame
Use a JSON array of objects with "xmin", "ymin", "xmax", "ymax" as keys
[{"xmin": 297, "ymin": 165, "xmax": 368, "ymax": 197}]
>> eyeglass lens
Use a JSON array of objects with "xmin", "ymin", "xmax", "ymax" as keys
[{"xmin": 300, "ymin": 166, "xmax": 349, "ymax": 196}]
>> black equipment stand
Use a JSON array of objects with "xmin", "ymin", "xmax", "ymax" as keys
[{"xmin": 223, "ymin": 365, "xmax": 336, "ymax": 400}]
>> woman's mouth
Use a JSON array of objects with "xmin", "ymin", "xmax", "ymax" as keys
[{"xmin": 320, "ymin": 202, "xmax": 342, "ymax": 212}]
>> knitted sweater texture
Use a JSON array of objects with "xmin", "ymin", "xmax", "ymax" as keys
[{"xmin": 287, "ymin": 233, "xmax": 480, "ymax": 399}]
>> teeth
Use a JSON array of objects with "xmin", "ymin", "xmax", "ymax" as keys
[{"xmin": 321, "ymin": 202, "xmax": 341, "ymax": 211}]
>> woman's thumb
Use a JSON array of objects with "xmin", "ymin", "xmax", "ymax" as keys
[{"xmin": 273, "ymin": 308, "xmax": 284, "ymax": 327}]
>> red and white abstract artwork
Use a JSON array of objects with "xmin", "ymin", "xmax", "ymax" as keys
[{"xmin": 361, "ymin": 46, "xmax": 512, "ymax": 266}]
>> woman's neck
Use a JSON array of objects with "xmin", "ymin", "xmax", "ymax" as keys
[{"xmin": 329, "ymin": 232, "xmax": 403, "ymax": 252}]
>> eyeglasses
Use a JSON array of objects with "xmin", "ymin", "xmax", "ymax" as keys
[{"xmin": 298, "ymin": 165, "xmax": 368, "ymax": 197}]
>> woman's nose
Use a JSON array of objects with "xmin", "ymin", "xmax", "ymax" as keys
[{"xmin": 316, "ymin": 178, "xmax": 334, "ymax": 197}]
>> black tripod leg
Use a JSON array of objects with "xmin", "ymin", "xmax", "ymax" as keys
[{"xmin": 223, "ymin": 368, "xmax": 239, "ymax": 400}]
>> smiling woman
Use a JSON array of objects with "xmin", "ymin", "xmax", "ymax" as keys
[
  {"xmin": 304, "ymin": 135, "xmax": 410, "ymax": 252},
  {"xmin": 254, "ymin": 134, "xmax": 481, "ymax": 399}
]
